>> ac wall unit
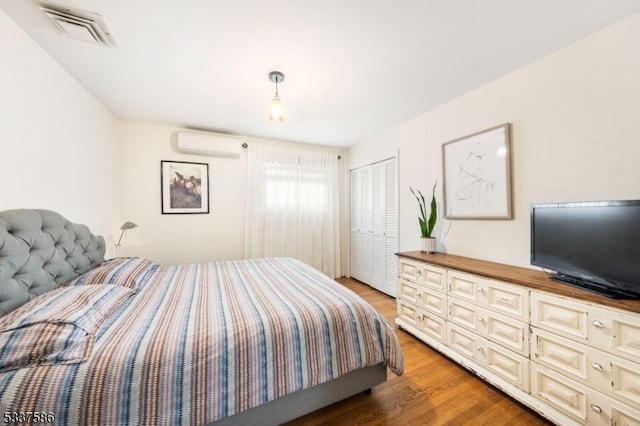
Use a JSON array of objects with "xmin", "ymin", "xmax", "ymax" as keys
[{"xmin": 176, "ymin": 131, "xmax": 242, "ymax": 159}]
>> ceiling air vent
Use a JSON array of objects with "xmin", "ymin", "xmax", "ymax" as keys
[{"xmin": 37, "ymin": 1, "xmax": 117, "ymax": 46}]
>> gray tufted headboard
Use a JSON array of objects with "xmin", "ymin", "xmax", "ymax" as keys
[{"xmin": 0, "ymin": 209, "xmax": 105, "ymax": 317}]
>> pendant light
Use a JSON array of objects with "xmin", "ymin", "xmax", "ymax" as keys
[{"xmin": 268, "ymin": 71, "xmax": 285, "ymax": 122}]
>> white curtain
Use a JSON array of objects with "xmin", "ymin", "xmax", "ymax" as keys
[{"xmin": 244, "ymin": 144, "xmax": 341, "ymax": 278}]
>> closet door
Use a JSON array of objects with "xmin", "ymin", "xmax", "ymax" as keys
[
  {"xmin": 371, "ymin": 158, "xmax": 397, "ymax": 296},
  {"xmin": 350, "ymin": 157, "xmax": 397, "ymax": 297},
  {"xmin": 383, "ymin": 158, "xmax": 398, "ymax": 297},
  {"xmin": 350, "ymin": 168, "xmax": 362, "ymax": 281},
  {"xmin": 371, "ymin": 162, "xmax": 386, "ymax": 292},
  {"xmin": 359, "ymin": 167, "xmax": 373, "ymax": 283}
]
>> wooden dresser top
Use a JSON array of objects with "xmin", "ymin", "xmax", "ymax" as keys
[{"xmin": 396, "ymin": 251, "xmax": 640, "ymax": 314}]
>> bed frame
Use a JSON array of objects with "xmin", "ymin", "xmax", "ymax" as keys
[
  {"xmin": 0, "ymin": 209, "xmax": 389, "ymax": 424},
  {"xmin": 214, "ymin": 364, "xmax": 387, "ymax": 425}
]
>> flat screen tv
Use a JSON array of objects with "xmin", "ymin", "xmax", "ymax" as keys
[{"xmin": 531, "ymin": 200, "xmax": 640, "ymax": 299}]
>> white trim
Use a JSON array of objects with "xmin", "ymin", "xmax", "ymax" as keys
[{"xmin": 348, "ymin": 150, "xmax": 398, "ymax": 171}]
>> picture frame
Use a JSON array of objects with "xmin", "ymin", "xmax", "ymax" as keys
[
  {"xmin": 442, "ymin": 123, "xmax": 513, "ymax": 220},
  {"xmin": 161, "ymin": 160, "xmax": 210, "ymax": 214}
]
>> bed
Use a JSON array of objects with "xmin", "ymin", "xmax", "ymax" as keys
[{"xmin": 0, "ymin": 209, "xmax": 403, "ymax": 425}]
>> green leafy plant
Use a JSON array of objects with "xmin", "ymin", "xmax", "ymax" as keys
[{"xmin": 410, "ymin": 182, "xmax": 437, "ymax": 238}]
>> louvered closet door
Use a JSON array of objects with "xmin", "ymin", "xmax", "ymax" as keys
[
  {"xmin": 371, "ymin": 162, "xmax": 386, "ymax": 293},
  {"xmin": 359, "ymin": 167, "xmax": 373, "ymax": 283},
  {"xmin": 383, "ymin": 158, "xmax": 397, "ymax": 297},
  {"xmin": 350, "ymin": 169, "xmax": 362, "ymax": 280},
  {"xmin": 350, "ymin": 157, "xmax": 397, "ymax": 297}
]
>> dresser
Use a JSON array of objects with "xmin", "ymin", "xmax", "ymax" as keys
[{"xmin": 396, "ymin": 251, "xmax": 640, "ymax": 426}]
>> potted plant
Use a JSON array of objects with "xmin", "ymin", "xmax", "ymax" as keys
[{"xmin": 410, "ymin": 182, "xmax": 437, "ymax": 253}]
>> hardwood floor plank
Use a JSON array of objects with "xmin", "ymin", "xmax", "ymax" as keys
[{"xmin": 284, "ymin": 278, "xmax": 551, "ymax": 425}]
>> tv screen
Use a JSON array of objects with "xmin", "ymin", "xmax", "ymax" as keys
[{"xmin": 531, "ymin": 200, "xmax": 640, "ymax": 299}]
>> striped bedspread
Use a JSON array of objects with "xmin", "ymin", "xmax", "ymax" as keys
[{"xmin": 0, "ymin": 257, "xmax": 403, "ymax": 425}]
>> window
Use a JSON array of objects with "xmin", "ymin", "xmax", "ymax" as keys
[
  {"xmin": 245, "ymin": 145, "xmax": 341, "ymax": 277},
  {"xmin": 264, "ymin": 162, "xmax": 328, "ymax": 213}
]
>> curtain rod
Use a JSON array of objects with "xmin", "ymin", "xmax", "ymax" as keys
[{"xmin": 240, "ymin": 143, "xmax": 341, "ymax": 159}]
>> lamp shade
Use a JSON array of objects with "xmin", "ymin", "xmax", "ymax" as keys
[
  {"xmin": 116, "ymin": 221, "xmax": 138, "ymax": 248},
  {"xmin": 120, "ymin": 221, "xmax": 137, "ymax": 230},
  {"xmin": 269, "ymin": 95, "xmax": 285, "ymax": 122}
]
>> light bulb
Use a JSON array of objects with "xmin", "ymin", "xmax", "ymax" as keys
[{"xmin": 269, "ymin": 95, "xmax": 285, "ymax": 122}]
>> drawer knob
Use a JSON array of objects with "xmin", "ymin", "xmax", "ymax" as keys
[
  {"xmin": 591, "ymin": 320, "xmax": 605, "ymax": 328},
  {"xmin": 479, "ymin": 317, "xmax": 486, "ymax": 323},
  {"xmin": 477, "ymin": 347, "xmax": 485, "ymax": 353},
  {"xmin": 590, "ymin": 404, "xmax": 602, "ymax": 414},
  {"xmin": 591, "ymin": 362, "xmax": 604, "ymax": 372},
  {"xmin": 477, "ymin": 288, "xmax": 486, "ymax": 294}
]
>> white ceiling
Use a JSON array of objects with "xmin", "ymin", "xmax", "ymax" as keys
[{"xmin": 3, "ymin": 1, "xmax": 640, "ymax": 147}]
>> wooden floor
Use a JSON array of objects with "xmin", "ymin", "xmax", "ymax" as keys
[{"xmin": 285, "ymin": 278, "xmax": 551, "ymax": 426}]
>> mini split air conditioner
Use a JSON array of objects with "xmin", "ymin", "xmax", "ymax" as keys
[{"xmin": 176, "ymin": 131, "xmax": 242, "ymax": 159}]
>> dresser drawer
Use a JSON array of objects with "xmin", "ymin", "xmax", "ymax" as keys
[
  {"xmin": 398, "ymin": 259, "xmax": 447, "ymax": 292},
  {"xmin": 448, "ymin": 270, "xmax": 481, "ymax": 303},
  {"xmin": 397, "ymin": 300, "xmax": 446, "ymax": 344},
  {"xmin": 417, "ymin": 311, "xmax": 447, "ymax": 343},
  {"xmin": 397, "ymin": 299, "xmax": 420, "ymax": 327},
  {"xmin": 483, "ymin": 339, "xmax": 530, "ymax": 392},
  {"xmin": 398, "ymin": 279, "xmax": 420, "ymax": 305},
  {"xmin": 532, "ymin": 327, "xmax": 589, "ymax": 383},
  {"xmin": 398, "ymin": 259, "xmax": 420, "ymax": 283},
  {"xmin": 417, "ymin": 264, "xmax": 447, "ymax": 292},
  {"xmin": 418, "ymin": 286, "xmax": 447, "ymax": 317},
  {"xmin": 484, "ymin": 279, "xmax": 529, "ymax": 322},
  {"xmin": 531, "ymin": 363, "xmax": 590, "ymax": 423},
  {"xmin": 587, "ymin": 388, "xmax": 640, "ymax": 426},
  {"xmin": 447, "ymin": 322, "xmax": 482, "ymax": 361},
  {"xmin": 448, "ymin": 297, "xmax": 480, "ymax": 333},
  {"xmin": 589, "ymin": 305, "xmax": 640, "ymax": 364},
  {"xmin": 483, "ymin": 310, "xmax": 529, "ymax": 356},
  {"xmin": 608, "ymin": 355, "xmax": 640, "ymax": 410},
  {"xmin": 531, "ymin": 292, "xmax": 590, "ymax": 342}
]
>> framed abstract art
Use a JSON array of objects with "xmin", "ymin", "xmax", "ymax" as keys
[{"xmin": 442, "ymin": 123, "xmax": 512, "ymax": 219}]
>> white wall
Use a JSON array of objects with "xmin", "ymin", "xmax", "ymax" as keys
[
  {"xmin": 0, "ymin": 9, "xmax": 120, "ymax": 252},
  {"xmin": 350, "ymin": 14, "xmax": 640, "ymax": 268},
  {"xmin": 0, "ymin": 5, "xmax": 349, "ymax": 269},
  {"xmin": 118, "ymin": 121, "xmax": 348, "ymax": 266}
]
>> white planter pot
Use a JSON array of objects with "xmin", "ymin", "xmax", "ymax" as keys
[{"xmin": 420, "ymin": 237, "xmax": 436, "ymax": 253}]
